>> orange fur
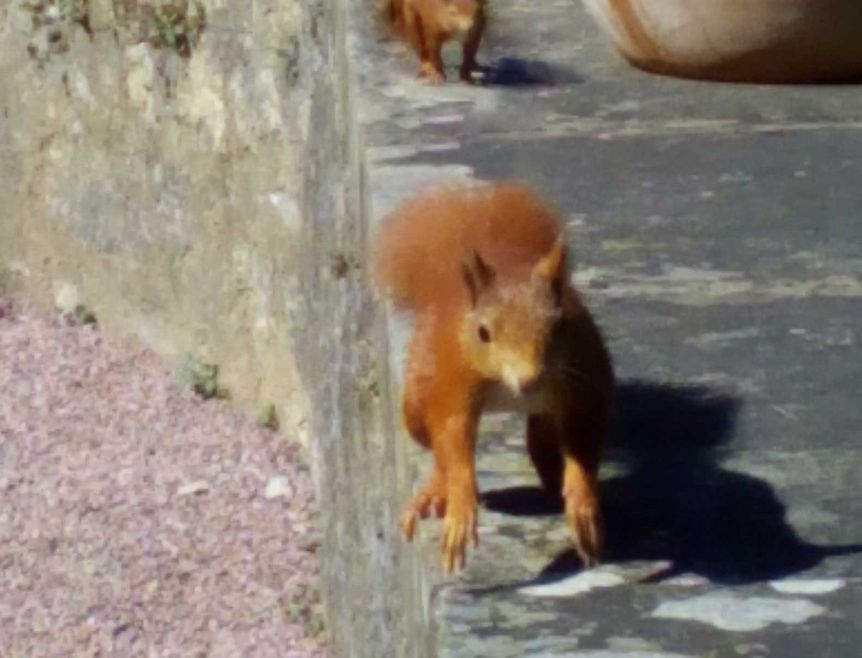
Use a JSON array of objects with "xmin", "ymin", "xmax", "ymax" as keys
[
  {"xmin": 375, "ymin": 181, "xmax": 615, "ymax": 574},
  {"xmin": 375, "ymin": 182, "xmax": 561, "ymax": 312},
  {"xmin": 383, "ymin": 0, "xmax": 485, "ymax": 83}
]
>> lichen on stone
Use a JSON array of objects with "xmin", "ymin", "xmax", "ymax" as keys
[
  {"xmin": 21, "ymin": 1, "xmax": 208, "ymax": 61},
  {"xmin": 21, "ymin": 0, "xmax": 90, "ymax": 62},
  {"xmin": 175, "ymin": 354, "xmax": 228, "ymax": 400},
  {"xmin": 71, "ymin": 303, "xmax": 97, "ymax": 325},
  {"xmin": 257, "ymin": 402, "xmax": 279, "ymax": 431},
  {"xmin": 148, "ymin": 0, "xmax": 206, "ymax": 58},
  {"xmin": 0, "ymin": 262, "xmax": 10, "ymax": 297},
  {"xmin": 22, "ymin": 0, "xmax": 90, "ymax": 31}
]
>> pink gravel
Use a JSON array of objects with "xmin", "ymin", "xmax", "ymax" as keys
[{"xmin": 0, "ymin": 298, "xmax": 326, "ymax": 657}]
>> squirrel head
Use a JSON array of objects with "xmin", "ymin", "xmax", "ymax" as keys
[
  {"xmin": 441, "ymin": 0, "xmax": 481, "ymax": 35},
  {"xmin": 460, "ymin": 237, "xmax": 566, "ymax": 396}
]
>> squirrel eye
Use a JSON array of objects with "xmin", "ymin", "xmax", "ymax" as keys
[{"xmin": 478, "ymin": 325, "xmax": 492, "ymax": 343}]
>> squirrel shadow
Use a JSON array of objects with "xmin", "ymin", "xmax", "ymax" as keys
[
  {"xmin": 475, "ymin": 57, "xmax": 583, "ymax": 87},
  {"xmin": 482, "ymin": 380, "xmax": 862, "ymax": 586}
]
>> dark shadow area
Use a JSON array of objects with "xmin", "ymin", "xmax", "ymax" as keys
[
  {"xmin": 476, "ymin": 57, "xmax": 584, "ymax": 87},
  {"xmin": 482, "ymin": 485, "xmax": 562, "ymax": 516},
  {"xmin": 482, "ymin": 380, "xmax": 862, "ymax": 588}
]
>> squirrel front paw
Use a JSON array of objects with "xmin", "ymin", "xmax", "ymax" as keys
[
  {"xmin": 564, "ymin": 486, "xmax": 603, "ymax": 567},
  {"xmin": 400, "ymin": 478, "xmax": 478, "ymax": 574},
  {"xmin": 400, "ymin": 476, "xmax": 448, "ymax": 541},
  {"xmin": 440, "ymin": 489, "xmax": 478, "ymax": 575},
  {"xmin": 418, "ymin": 62, "xmax": 446, "ymax": 84}
]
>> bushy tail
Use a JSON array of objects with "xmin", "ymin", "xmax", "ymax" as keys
[
  {"xmin": 373, "ymin": 181, "xmax": 563, "ymax": 312},
  {"xmin": 375, "ymin": 0, "xmax": 405, "ymax": 35}
]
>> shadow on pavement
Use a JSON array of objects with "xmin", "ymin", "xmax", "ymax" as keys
[
  {"xmin": 477, "ymin": 57, "xmax": 584, "ymax": 86},
  {"xmin": 483, "ymin": 380, "xmax": 862, "ymax": 587}
]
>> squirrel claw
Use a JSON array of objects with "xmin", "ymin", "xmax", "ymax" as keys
[
  {"xmin": 400, "ymin": 483, "xmax": 448, "ymax": 542},
  {"xmin": 418, "ymin": 62, "xmax": 445, "ymax": 84},
  {"xmin": 400, "ymin": 509, "xmax": 418, "ymax": 542},
  {"xmin": 440, "ymin": 507, "xmax": 478, "ymax": 575}
]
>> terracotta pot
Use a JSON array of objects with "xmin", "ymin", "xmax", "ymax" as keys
[{"xmin": 581, "ymin": 0, "xmax": 862, "ymax": 82}]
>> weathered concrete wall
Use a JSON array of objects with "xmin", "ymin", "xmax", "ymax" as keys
[
  {"xmin": 299, "ymin": 2, "xmax": 432, "ymax": 656},
  {"xmin": 0, "ymin": 0, "xmax": 309, "ymax": 436}
]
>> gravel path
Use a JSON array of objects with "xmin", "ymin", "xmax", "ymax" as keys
[{"xmin": 0, "ymin": 298, "xmax": 326, "ymax": 657}]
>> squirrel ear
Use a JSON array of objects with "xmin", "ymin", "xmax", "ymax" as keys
[
  {"xmin": 532, "ymin": 236, "xmax": 567, "ymax": 301},
  {"xmin": 461, "ymin": 249, "xmax": 496, "ymax": 306}
]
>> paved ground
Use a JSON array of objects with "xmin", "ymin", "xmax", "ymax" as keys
[
  {"xmin": 357, "ymin": 1, "xmax": 862, "ymax": 656},
  {"xmin": 0, "ymin": 299, "xmax": 325, "ymax": 657}
]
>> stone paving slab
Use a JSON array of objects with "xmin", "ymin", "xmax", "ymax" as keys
[{"xmin": 352, "ymin": 1, "xmax": 862, "ymax": 655}]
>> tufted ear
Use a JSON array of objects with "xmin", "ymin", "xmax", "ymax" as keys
[
  {"xmin": 532, "ymin": 236, "xmax": 567, "ymax": 302},
  {"xmin": 461, "ymin": 249, "xmax": 496, "ymax": 306}
]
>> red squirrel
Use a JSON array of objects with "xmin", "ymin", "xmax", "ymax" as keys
[
  {"xmin": 374, "ymin": 182, "xmax": 614, "ymax": 574},
  {"xmin": 382, "ymin": 0, "xmax": 485, "ymax": 83}
]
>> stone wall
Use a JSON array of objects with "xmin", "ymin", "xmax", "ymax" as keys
[
  {"xmin": 0, "ymin": 1, "xmax": 430, "ymax": 656},
  {"xmin": 0, "ymin": 0, "xmax": 309, "ymax": 436}
]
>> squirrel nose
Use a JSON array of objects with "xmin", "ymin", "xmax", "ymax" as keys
[
  {"xmin": 517, "ymin": 373, "xmax": 542, "ymax": 394},
  {"xmin": 503, "ymin": 365, "xmax": 541, "ymax": 395}
]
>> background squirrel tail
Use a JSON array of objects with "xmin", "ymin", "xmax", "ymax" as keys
[
  {"xmin": 375, "ymin": 0, "xmax": 404, "ymax": 35},
  {"xmin": 374, "ymin": 181, "xmax": 563, "ymax": 312}
]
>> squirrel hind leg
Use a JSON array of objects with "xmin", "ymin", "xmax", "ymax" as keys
[
  {"xmin": 526, "ymin": 414, "xmax": 564, "ymax": 498},
  {"xmin": 562, "ymin": 453, "xmax": 604, "ymax": 567},
  {"xmin": 528, "ymin": 415, "xmax": 604, "ymax": 566}
]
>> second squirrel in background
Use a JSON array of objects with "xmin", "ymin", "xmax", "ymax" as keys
[
  {"xmin": 375, "ymin": 181, "xmax": 614, "ymax": 574},
  {"xmin": 383, "ymin": 0, "xmax": 485, "ymax": 83}
]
